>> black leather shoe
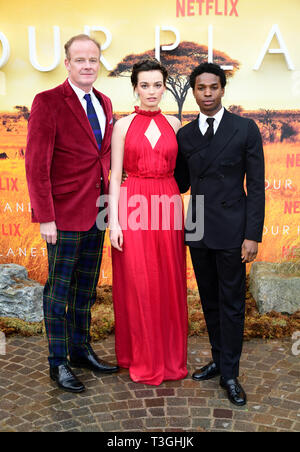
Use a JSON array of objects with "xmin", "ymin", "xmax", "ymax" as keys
[
  {"xmin": 192, "ymin": 361, "xmax": 220, "ymax": 381},
  {"xmin": 50, "ymin": 364, "xmax": 85, "ymax": 393},
  {"xmin": 220, "ymin": 377, "xmax": 247, "ymax": 406},
  {"xmin": 69, "ymin": 349, "xmax": 119, "ymax": 374}
]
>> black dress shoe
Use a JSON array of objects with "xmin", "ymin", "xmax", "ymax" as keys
[
  {"xmin": 220, "ymin": 377, "xmax": 247, "ymax": 406},
  {"xmin": 192, "ymin": 361, "xmax": 220, "ymax": 381},
  {"xmin": 50, "ymin": 364, "xmax": 85, "ymax": 393},
  {"xmin": 69, "ymin": 349, "xmax": 119, "ymax": 374}
]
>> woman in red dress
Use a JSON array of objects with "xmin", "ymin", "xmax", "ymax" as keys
[{"xmin": 109, "ymin": 59, "xmax": 188, "ymax": 385}]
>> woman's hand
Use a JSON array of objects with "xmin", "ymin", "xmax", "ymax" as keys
[{"xmin": 109, "ymin": 224, "xmax": 123, "ymax": 251}]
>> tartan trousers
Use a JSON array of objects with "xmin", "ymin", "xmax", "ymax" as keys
[{"xmin": 43, "ymin": 222, "xmax": 105, "ymax": 367}]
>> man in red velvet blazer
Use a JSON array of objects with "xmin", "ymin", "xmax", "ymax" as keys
[{"xmin": 26, "ymin": 34, "xmax": 119, "ymax": 393}]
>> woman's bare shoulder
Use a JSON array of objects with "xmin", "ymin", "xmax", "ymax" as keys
[
  {"xmin": 113, "ymin": 113, "xmax": 137, "ymax": 136},
  {"xmin": 114, "ymin": 113, "xmax": 136, "ymax": 128},
  {"xmin": 164, "ymin": 114, "xmax": 181, "ymax": 133}
]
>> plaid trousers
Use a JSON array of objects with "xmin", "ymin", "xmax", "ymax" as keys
[{"xmin": 43, "ymin": 222, "xmax": 105, "ymax": 367}]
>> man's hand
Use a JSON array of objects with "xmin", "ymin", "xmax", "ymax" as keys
[
  {"xmin": 241, "ymin": 239, "xmax": 258, "ymax": 263},
  {"xmin": 40, "ymin": 221, "xmax": 57, "ymax": 245}
]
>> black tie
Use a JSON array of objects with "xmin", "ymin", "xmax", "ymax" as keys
[{"xmin": 204, "ymin": 117, "xmax": 215, "ymax": 141}]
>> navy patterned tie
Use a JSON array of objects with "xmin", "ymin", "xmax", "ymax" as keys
[
  {"xmin": 204, "ymin": 117, "xmax": 215, "ymax": 141},
  {"xmin": 84, "ymin": 93, "xmax": 102, "ymax": 150}
]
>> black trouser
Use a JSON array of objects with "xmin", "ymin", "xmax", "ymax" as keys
[{"xmin": 190, "ymin": 246, "xmax": 246, "ymax": 380}]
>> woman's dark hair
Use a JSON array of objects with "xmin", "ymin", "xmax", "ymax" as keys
[
  {"xmin": 189, "ymin": 63, "xmax": 227, "ymax": 89},
  {"xmin": 131, "ymin": 58, "xmax": 168, "ymax": 87}
]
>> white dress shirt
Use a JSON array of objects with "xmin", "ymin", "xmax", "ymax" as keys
[
  {"xmin": 199, "ymin": 107, "xmax": 224, "ymax": 136},
  {"xmin": 68, "ymin": 79, "xmax": 106, "ymax": 136}
]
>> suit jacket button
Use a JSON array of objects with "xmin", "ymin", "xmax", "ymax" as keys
[
  {"xmin": 221, "ymin": 201, "xmax": 226, "ymax": 206},
  {"xmin": 96, "ymin": 183, "xmax": 100, "ymax": 189}
]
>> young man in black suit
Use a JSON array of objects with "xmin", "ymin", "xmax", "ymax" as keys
[{"xmin": 175, "ymin": 63, "xmax": 265, "ymax": 406}]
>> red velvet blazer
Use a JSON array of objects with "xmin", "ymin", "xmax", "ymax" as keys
[{"xmin": 25, "ymin": 79, "xmax": 113, "ymax": 231}]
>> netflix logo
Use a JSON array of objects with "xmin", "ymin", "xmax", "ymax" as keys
[
  {"xmin": 284, "ymin": 201, "xmax": 300, "ymax": 214},
  {"xmin": 176, "ymin": 0, "xmax": 239, "ymax": 17},
  {"xmin": 286, "ymin": 153, "xmax": 300, "ymax": 168},
  {"xmin": 282, "ymin": 246, "xmax": 300, "ymax": 259},
  {"xmin": 0, "ymin": 177, "xmax": 18, "ymax": 192},
  {"xmin": 1, "ymin": 224, "xmax": 21, "ymax": 237}
]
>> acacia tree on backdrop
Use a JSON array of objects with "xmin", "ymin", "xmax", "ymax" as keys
[
  {"xmin": 228, "ymin": 105, "xmax": 244, "ymax": 116},
  {"xmin": 109, "ymin": 41, "xmax": 240, "ymax": 120},
  {"xmin": 259, "ymin": 109, "xmax": 278, "ymax": 143},
  {"xmin": 280, "ymin": 122, "xmax": 298, "ymax": 142}
]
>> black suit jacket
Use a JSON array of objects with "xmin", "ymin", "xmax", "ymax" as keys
[{"xmin": 174, "ymin": 109, "xmax": 265, "ymax": 249}]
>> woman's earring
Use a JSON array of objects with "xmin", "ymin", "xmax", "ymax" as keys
[{"xmin": 135, "ymin": 92, "xmax": 139, "ymax": 100}]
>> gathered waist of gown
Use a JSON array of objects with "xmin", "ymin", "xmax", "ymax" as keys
[{"xmin": 126, "ymin": 171, "xmax": 174, "ymax": 179}]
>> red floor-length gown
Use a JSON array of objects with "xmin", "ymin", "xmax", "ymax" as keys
[{"xmin": 112, "ymin": 107, "xmax": 188, "ymax": 385}]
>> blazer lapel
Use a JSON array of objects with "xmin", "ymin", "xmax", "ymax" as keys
[
  {"xmin": 63, "ymin": 80, "xmax": 100, "ymax": 151},
  {"xmin": 185, "ymin": 117, "xmax": 210, "ymax": 158},
  {"xmin": 198, "ymin": 109, "xmax": 238, "ymax": 176}
]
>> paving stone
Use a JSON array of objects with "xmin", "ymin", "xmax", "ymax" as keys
[
  {"xmin": 190, "ymin": 407, "xmax": 211, "ymax": 417},
  {"xmin": 101, "ymin": 420, "xmax": 121, "ymax": 431},
  {"xmin": 166, "ymin": 407, "xmax": 189, "ymax": 417},
  {"xmin": 169, "ymin": 417, "xmax": 191, "ymax": 428},
  {"xmin": 94, "ymin": 412, "xmax": 114, "ymax": 423},
  {"xmin": 128, "ymin": 399, "xmax": 144, "ymax": 409},
  {"xmin": 145, "ymin": 417, "xmax": 167, "ymax": 428},
  {"xmin": 113, "ymin": 391, "xmax": 134, "ymax": 401},
  {"xmin": 79, "ymin": 423, "xmax": 102, "ymax": 432},
  {"xmin": 122, "ymin": 418, "xmax": 144, "ymax": 430},
  {"xmin": 148, "ymin": 407, "xmax": 165, "ymax": 417},
  {"xmin": 233, "ymin": 421, "xmax": 257, "ymax": 432},
  {"xmin": 90, "ymin": 404, "xmax": 109, "ymax": 414},
  {"xmin": 145, "ymin": 398, "xmax": 164, "ymax": 407},
  {"xmin": 176, "ymin": 388, "xmax": 196, "ymax": 397},
  {"xmin": 129, "ymin": 409, "xmax": 147, "ymax": 418},
  {"xmin": 191, "ymin": 418, "xmax": 211, "ymax": 430},
  {"xmin": 0, "ymin": 335, "xmax": 298, "ymax": 432},
  {"xmin": 166, "ymin": 397, "xmax": 188, "ymax": 407},
  {"xmin": 187, "ymin": 397, "xmax": 207, "ymax": 407},
  {"xmin": 42, "ymin": 423, "xmax": 63, "ymax": 432},
  {"xmin": 213, "ymin": 409, "xmax": 233, "ymax": 419},
  {"xmin": 156, "ymin": 388, "xmax": 175, "ymax": 397},
  {"xmin": 253, "ymin": 413, "xmax": 276, "ymax": 426},
  {"xmin": 108, "ymin": 401, "xmax": 128, "ymax": 411},
  {"xmin": 213, "ymin": 419, "xmax": 233, "ymax": 430},
  {"xmin": 274, "ymin": 418, "xmax": 295, "ymax": 430},
  {"xmin": 112, "ymin": 410, "xmax": 130, "ymax": 421},
  {"xmin": 258, "ymin": 425, "xmax": 278, "ymax": 432}
]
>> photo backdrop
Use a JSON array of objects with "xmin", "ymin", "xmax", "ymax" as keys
[{"xmin": 0, "ymin": 0, "xmax": 299, "ymax": 288}]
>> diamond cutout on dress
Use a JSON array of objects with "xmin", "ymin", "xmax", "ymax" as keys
[{"xmin": 144, "ymin": 119, "xmax": 162, "ymax": 150}]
